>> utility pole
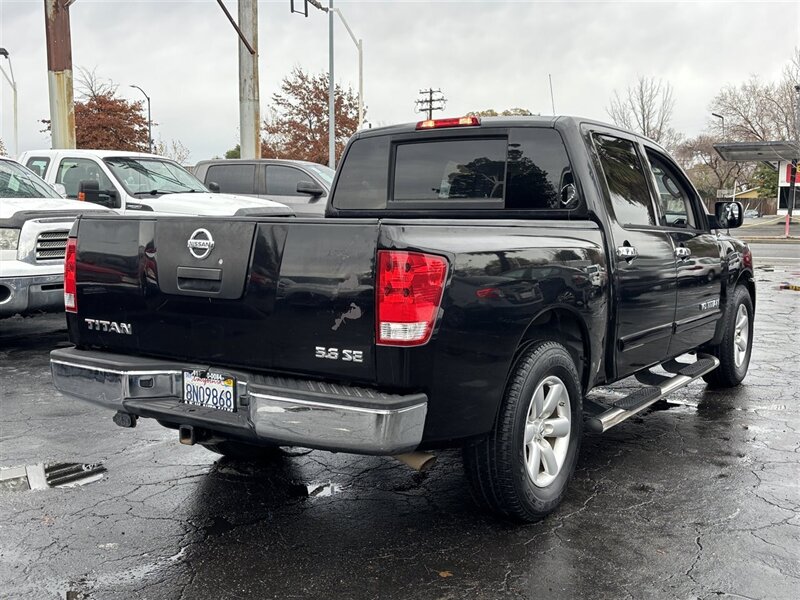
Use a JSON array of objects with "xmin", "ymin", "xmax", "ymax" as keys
[
  {"xmin": 0, "ymin": 49, "xmax": 17, "ymax": 157},
  {"xmin": 129, "ymin": 85, "xmax": 152, "ymax": 153},
  {"xmin": 44, "ymin": 0, "xmax": 76, "ymax": 149},
  {"xmin": 328, "ymin": 0, "xmax": 335, "ymax": 168},
  {"xmin": 238, "ymin": 0, "xmax": 259, "ymax": 159},
  {"xmin": 415, "ymin": 88, "xmax": 446, "ymax": 120}
]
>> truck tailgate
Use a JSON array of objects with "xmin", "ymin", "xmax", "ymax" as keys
[{"xmin": 71, "ymin": 216, "xmax": 379, "ymax": 382}]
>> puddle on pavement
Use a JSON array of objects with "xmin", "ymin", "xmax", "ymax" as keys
[{"xmin": 0, "ymin": 462, "xmax": 106, "ymax": 492}]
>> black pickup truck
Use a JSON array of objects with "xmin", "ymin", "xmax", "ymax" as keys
[{"xmin": 51, "ymin": 116, "xmax": 754, "ymax": 522}]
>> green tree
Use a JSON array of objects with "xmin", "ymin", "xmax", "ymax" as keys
[
  {"xmin": 752, "ymin": 163, "xmax": 779, "ymax": 199},
  {"xmin": 0, "ymin": 138, "xmax": 6, "ymax": 156},
  {"xmin": 224, "ymin": 144, "xmax": 241, "ymax": 159}
]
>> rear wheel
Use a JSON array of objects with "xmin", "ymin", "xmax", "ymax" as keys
[
  {"xmin": 201, "ymin": 440, "xmax": 284, "ymax": 462},
  {"xmin": 703, "ymin": 284, "xmax": 753, "ymax": 388},
  {"xmin": 463, "ymin": 341, "xmax": 582, "ymax": 522}
]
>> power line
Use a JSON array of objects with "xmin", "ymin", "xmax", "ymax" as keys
[{"xmin": 415, "ymin": 88, "xmax": 447, "ymax": 120}]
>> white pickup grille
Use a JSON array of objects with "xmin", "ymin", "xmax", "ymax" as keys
[{"xmin": 35, "ymin": 230, "xmax": 70, "ymax": 261}]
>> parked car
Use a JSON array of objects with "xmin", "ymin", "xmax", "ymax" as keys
[
  {"xmin": 51, "ymin": 115, "xmax": 754, "ymax": 523},
  {"xmin": 193, "ymin": 159, "xmax": 334, "ymax": 217},
  {"xmin": 0, "ymin": 156, "xmax": 110, "ymax": 318},
  {"xmin": 19, "ymin": 150, "xmax": 292, "ymax": 217}
]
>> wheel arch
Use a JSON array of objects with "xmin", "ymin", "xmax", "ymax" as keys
[{"xmin": 511, "ymin": 307, "xmax": 591, "ymax": 395}]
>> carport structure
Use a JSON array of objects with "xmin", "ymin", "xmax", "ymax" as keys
[{"xmin": 714, "ymin": 141, "xmax": 800, "ymax": 237}]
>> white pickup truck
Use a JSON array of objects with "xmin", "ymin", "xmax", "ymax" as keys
[
  {"xmin": 19, "ymin": 149, "xmax": 292, "ymax": 217},
  {"xmin": 0, "ymin": 156, "xmax": 110, "ymax": 318}
]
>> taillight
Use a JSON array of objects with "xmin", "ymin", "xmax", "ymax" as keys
[
  {"xmin": 743, "ymin": 245, "xmax": 753, "ymax": 269},
  {"xmin": 376, "ymin": 250, "xmax": 448, "ymax": 346},
  {"xmin": 64, "ymin": 237, "xmax": 77, "ymax": 313},
  {"xmin": 416, "ymin": 116, "xmax": 480, "ymax": 130}
]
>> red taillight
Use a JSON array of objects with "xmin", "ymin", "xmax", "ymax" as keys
[
  {"xmin": 376, "ymin": 250, "xmax": 448, "ymax": 346},
  {"xmin": 416, "ymin": 116, "xmax": 480, "ymax": 130},
  {"xmin": 64, "ymin": 237, "xmax": 77, "ymax": 313}
]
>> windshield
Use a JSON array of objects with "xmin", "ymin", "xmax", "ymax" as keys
[
  {"xmin": 104, "ymin": 157, "xmax": 207, "ymax": 195},
  {"xmin": 0, "ymin": 159, "xmax": 61, "ymax": 199},
  {"xmin": 305, "ymin": 164, "xmax": 335, "ymax": 187}
]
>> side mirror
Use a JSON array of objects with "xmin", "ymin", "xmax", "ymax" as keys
[
  {"xmin": 52, "ymin": 183, "xmax": 67, "ymax": 198},
  {"xmin": 78, "ymin": 180, "xmax": 120, "ymax": 209},
  {"xmin": 207, "ymin": 181, "xmax": 220, "ymax": 193},
  {"xmin": 296, "ymin": 180, "xmax": 324, "ymax": 197},
  {"xmin": 711, "ymin": 201, "xmax": 744, "ymax": 229}
]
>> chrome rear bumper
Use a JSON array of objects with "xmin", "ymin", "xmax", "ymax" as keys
[{"xmin": 50, "ymin": 347, "xmax": 427, "ymax": 455}]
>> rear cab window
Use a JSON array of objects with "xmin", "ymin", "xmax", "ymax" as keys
[{"xmin": 332, "ymin": 126, "xmax": 577, "ymax": 214}]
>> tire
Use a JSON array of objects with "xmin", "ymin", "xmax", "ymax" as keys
[
  {"xmin": 703, "ymin": 284, "xmax": 754, "ymax": 388},
  {"xmin": 201, "ymin": 440, "xmax": 284, "ymax": 462},
  {"xmin": 463, "ymin": 341, "xmax": 583, "ymax": 523}
]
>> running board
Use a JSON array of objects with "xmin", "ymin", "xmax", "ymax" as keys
[{"xmin": 587, "ymin": 354, "xmax": 720, "ymax": 433}]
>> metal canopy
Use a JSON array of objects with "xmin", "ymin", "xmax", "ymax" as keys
[{"xmin": 713, "ymin": 141, "xmax": 800, "ymax": 162}]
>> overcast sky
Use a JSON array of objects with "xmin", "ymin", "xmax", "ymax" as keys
[{"xmin": 0, "ymin": 0, "xmax": 798, "ymax": 163}]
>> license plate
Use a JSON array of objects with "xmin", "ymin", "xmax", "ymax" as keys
[{"xmin": 182, "ymin": 370, "xmax": 236, "ymax": 412}]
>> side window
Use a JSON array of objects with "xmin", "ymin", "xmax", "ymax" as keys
[
  {"xmin": 266, "ymin": 165, "xmax": 307, "ymax": 196},
  {"xmin": 506, "ymin": 128, "xmax": 577, "ymax": 210},
  {"xmin": 25, "ymin": 157, "xmax": 50, "ymax": 178},
  {"xmin": 55, "ymin": 158, "xmax": 114, "ymax": 198},
  {"xmin": 592, "ymin": 134, "xmax": 657, "ymax": 227},
  {"xmin": 646, "ymin": 151, "xmax": 697, "ymax": 229},
  {"xmin": 206, "ymin": 164, "xmax": 255, "ymax": 195}
]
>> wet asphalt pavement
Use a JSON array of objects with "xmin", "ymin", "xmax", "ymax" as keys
[{"xmin": 1, "ymin": 260, "xmax": 799, "ymax": 600}]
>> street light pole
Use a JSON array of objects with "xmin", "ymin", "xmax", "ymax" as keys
[
  {"xmin": 0, "ymin": 48, "xmax": 18, "ymax": 157},
  {"xmin": 330, "ymin": 8, "xmax": 363, "ymax": 129},
  {"xmin": 130, "ymin": 85, "xmax": 152, "ymax": 153},
  {"xmin": 328, "ymin": 0, "xmax": 335, "ymax": 168},
  {"xmin": 711, "ymin": 112, "xmax": 725, "ymax": 140}
]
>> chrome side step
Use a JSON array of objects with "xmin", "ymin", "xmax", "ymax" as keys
[{"xmin": 587, "ymin": 354, "xmax": 720, "ymax": 433}]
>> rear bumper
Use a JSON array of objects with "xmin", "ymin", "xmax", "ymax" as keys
[{"xmin": 50, "ymin": 347, "xmax": 427, "ymax": 455}]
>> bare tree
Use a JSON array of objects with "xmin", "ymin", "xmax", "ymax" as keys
[
  {"xmin": 710, "ymin": 48, "xmax": 800, "ymax": 141},
  {"xmin": 607, "ymin": 76, "xmax": 682, "ymax": 150},
  {"xmin": 153, "ymin": 139, "xmax": 191, "ymax": 165},
  {"xmin": 75, "ymin": 66, "xmax": 117, "ymax": 100},
  {"xmin": 674, "ymin": 134, "xmax": 751, "ymax": 201}
]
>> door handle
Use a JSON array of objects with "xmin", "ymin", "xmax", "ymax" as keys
[
  {"xmin": 616, "ymin": 245, "xmax": 638, "ymax": 261},
  {"xmin": 675, "ymin": 246, "xmax": 691, "ymax": 260}
]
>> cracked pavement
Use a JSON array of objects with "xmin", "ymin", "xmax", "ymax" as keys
[{"xmin": 1, "ymin": 253, "xmax": 798, "ymax": 599}]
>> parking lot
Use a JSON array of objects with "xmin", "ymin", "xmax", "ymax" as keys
[{"xmin": 1, "ymin": 246, "xmax": 798, "ymax": 600}]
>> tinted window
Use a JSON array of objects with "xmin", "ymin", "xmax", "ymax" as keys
[
  {"xmin": 25, "ymin": 157, "xmax": 50, "ymax": 178},
  {"xmin": 593, "ymin": 135, "xmax": 656, "ymax": 226},
  {"xmin": 266, "ymin": 166, "xmax": 307, "ymax": 196},
  {"xmin": 647, "ymin": 151, "xmax": 697, "ymax": 228},
  {"xmin": 206, "ymin": 164, "xmax": 255, "ymax": 195},
  {"xmin": 55, "ymin": 158, "xmax": 115, "ymax": 199},
  {"xmin": 506, "ymin": 129, "xmax": 575, "ymax": 210},
  {"xmin": 393, "ymin": 138, "xmax": 506, "ymax": 202},
  {"xmin": 333, "ymin": 136, "xmax": 390, "ymax": 209}
]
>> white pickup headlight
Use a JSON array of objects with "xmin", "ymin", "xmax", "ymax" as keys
[{"xmin": 0, "ymin": 228, "xmax": 20, "ymax": 251}]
